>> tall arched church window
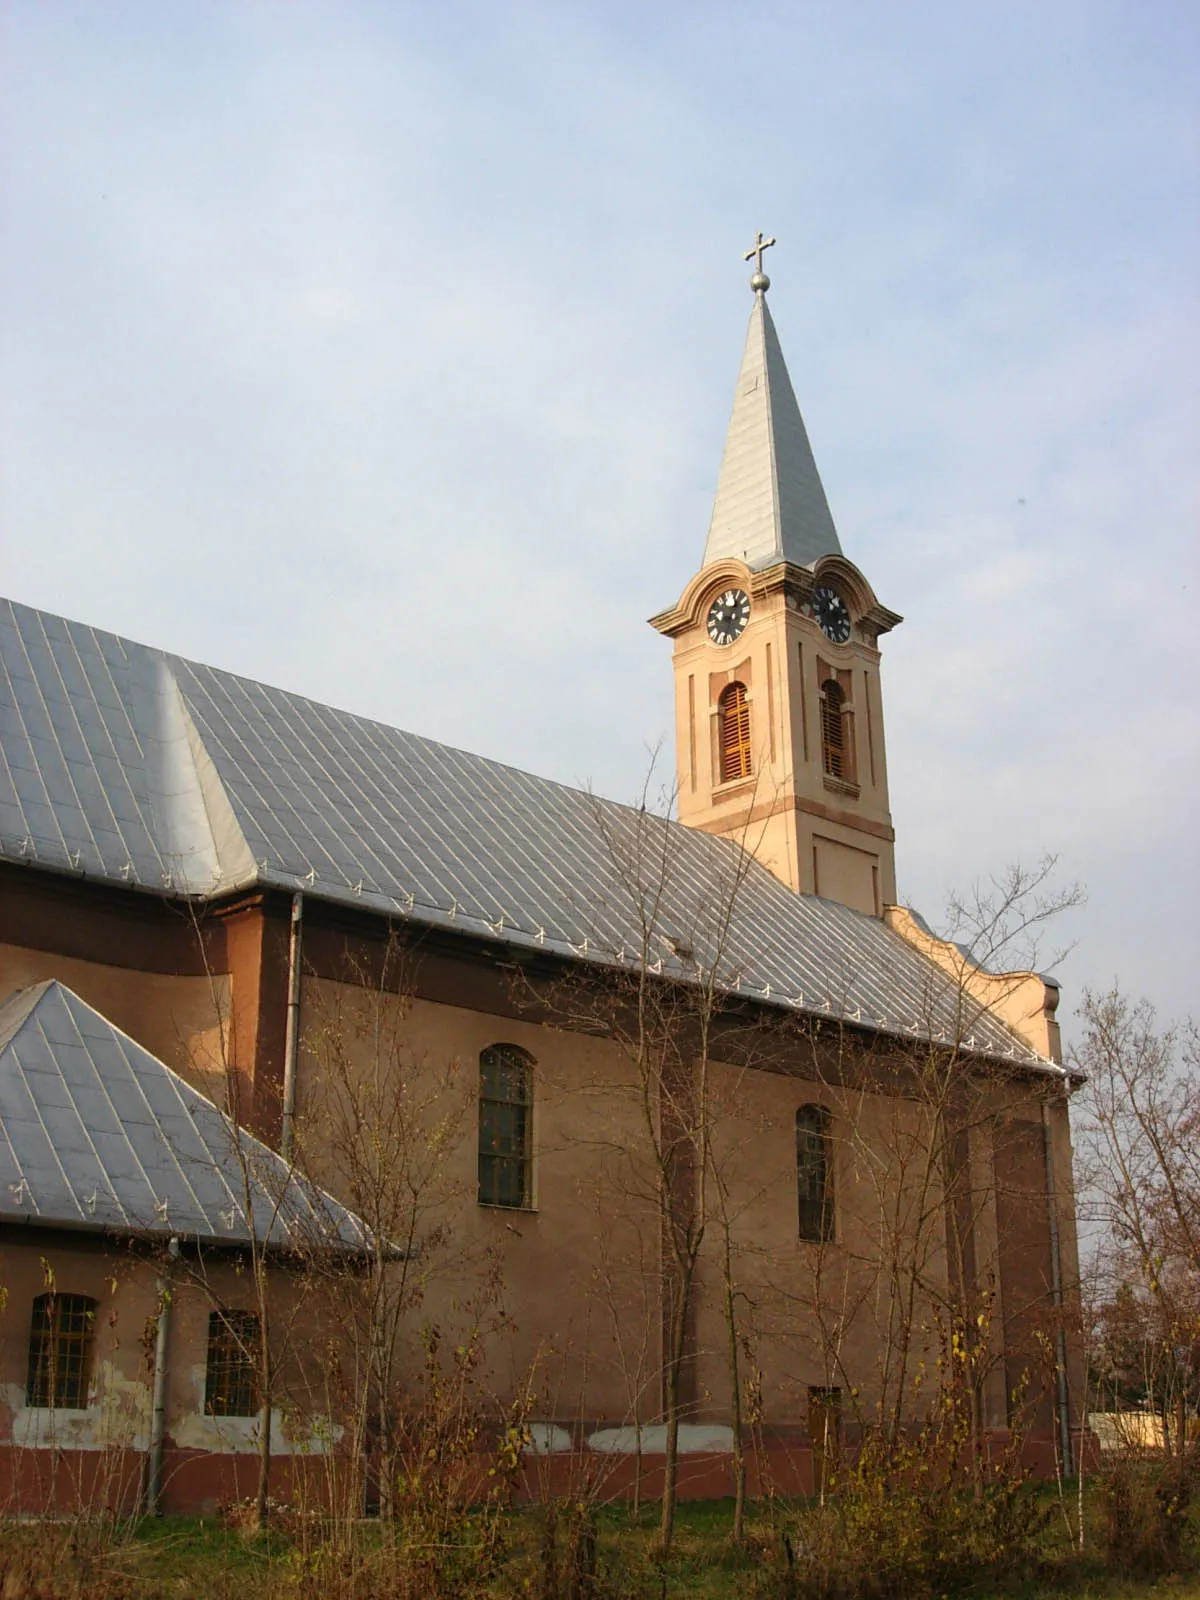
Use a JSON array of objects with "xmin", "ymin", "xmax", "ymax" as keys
[
  {"xmin": 820, "ymin": 680, "xmax": 847, "ymax": 780},
  {"xmin": 478, "ymin": 1044, "xmax": 533, "ymax": 1208},
  {"xmin": 796, "ymin": 1104, "xmax": 834, "ymax": 1242},
  {"xmin": 718, "ymin": 682, "xmax": 752, "ymax": 783},
  {"xmin": 26, "ymin": 1293, "xmax": 96, "ymax": 1409}
]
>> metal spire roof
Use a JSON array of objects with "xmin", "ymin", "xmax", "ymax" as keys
[
  {"xmin": 0, "ymin": 979, "xmax": 371, "ymax": 1250},
  {"xmin": 702, "ymin": 270, "xmax": 842, "ymax": 572}
]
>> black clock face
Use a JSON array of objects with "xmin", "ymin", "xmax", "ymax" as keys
[
  {"xmin": 706, "ymin": 589, "xmax": 751, "ymax": 646},
  {"xmin": 812, "ymin": 586, "xmax": 851, "ymax": 644}
]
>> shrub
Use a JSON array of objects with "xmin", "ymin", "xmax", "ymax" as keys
[
  {"xmin": 753, "ymin": 1428, "xmax": 1052, "ymax": 1600},
  {"xmin": 1096, "ymin": 1446, "xmax": 1198, "ymax": 1577}
]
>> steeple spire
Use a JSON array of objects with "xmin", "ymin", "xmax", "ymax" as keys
[{"xmin": 702, "ymin": 240, "xmax": 842, "ymax": 572}]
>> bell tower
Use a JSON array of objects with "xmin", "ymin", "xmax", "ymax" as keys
[{"xmin": 650, "ymin": 238, "xmax": 902, "ymax": 917}]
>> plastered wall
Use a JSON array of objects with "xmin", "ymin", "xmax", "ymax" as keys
[
  {"xmin": 0, "ymin": 886, "xmax": 1078, "ymax": 1450},
  {"xmin": 0, "ymin": 942, "xmax": 230, "ymax": 1097},
  {"xmin": 291, "ymin": 974, "xmax": 1049, "ymax": 1435}
]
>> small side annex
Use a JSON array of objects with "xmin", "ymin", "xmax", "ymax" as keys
[{"xmin": 0, "ymin": 980, "xmax": 368, "ymax": 1516}]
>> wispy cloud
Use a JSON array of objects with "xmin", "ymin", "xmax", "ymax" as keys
[{"xmin": 2, "ymin": 0, "xmax": 1196, "ymax": 1025}]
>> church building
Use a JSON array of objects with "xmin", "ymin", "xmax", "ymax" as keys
[{"xmin": 0, "ymin": 245, "xmax": 1083, "ymax": 1511}]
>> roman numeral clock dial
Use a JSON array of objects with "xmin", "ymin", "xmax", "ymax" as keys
[{"xmin": 706, "ymin": 589, "xmax": 751, "ymax": 646}]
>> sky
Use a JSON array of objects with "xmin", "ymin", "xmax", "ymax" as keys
[{"xmin": 2, "ymin": 1, "xmax": 1197, "ymax": 1039}]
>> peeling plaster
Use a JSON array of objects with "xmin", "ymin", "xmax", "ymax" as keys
[
  {"xmin": 523, "ymin": 1422, "xmax": 573, "ymax": 1455},
  {"xmin": 4, "ymin": 1363, "xmax": 151, "ymax": 1451},
  {"xmin": 587, "ymin": 1424, "xmax": 734, "ymax": 1455},
  {"xmin": 172, "ymin": 1366, "xmax": 342, "ymax": 1456}
]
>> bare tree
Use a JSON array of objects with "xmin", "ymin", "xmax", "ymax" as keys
[
  {"xmin": 768, "ymin": 858, "xmax": 1085, "ymax": 1493},
  {"xmin": 1074, "ymin": 989, "xmax": 1199, "ymax": 1461},
  {"xmin": 296, "ymin": 929, "xmax": 495, "ymax": 1520},
  {"xmin": 523, "ymin": 784, "xmax": 767, "ymax": 1555}
]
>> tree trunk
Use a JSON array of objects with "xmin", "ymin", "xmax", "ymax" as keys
[
  {"xmin": 254, "ymin": 1289, "xmax": 272, "ymax": 1528},
  {"xmin": 722, "ymin": 1237, "xmax": 747, "ymax": 1543},
  {"xmin": 255, "ymin": 1397, "xmax": 272, "ymax": 1527},
  {"xmin": 660, "ymin": 1371, "xmax": 679, "ymax": 1556},
  {"xmin": 659, "ymin": 1285, "xmax": 688, "ymax": 1556}
]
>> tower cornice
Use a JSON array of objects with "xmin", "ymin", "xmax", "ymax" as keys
[{"xmin": 649, "ymin": 554, "xmax": 901, "ymax": 641}]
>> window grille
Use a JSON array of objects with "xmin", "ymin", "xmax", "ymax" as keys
[
  {"xmin": 205, "ymin": 1309, "xmax": 261, "ymax": 1417},
  {"xmin": 478, "ymin": 1044, "xmax": 533, "ymax": 1208},
  {"xmin": 26, "ymin": 1293, "xmax": 96, "ymax": 1409},
  {"xmin": 718, "ymin": 682, "xmax": 752, "ymax": 783},
  {"xmin": 796, "ymin": 1104, "xmax": 834, "ymax": 1242},
  {"xmin": 820, "ymin": 680, "xmax": 846, "ymax": 779}
]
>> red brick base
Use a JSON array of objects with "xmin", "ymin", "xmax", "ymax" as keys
[{"xmin": 0, "ymin": 1425, "xmax": 1091, "ymax": 1517}]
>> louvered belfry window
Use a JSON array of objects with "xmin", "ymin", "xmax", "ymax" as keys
[
  {"xmin": 718, "ymin": 682, "xmax": 752, "ymax": 783},
  {"xmin": 26, "ymin": 1293, "xmax": 96, "ymax": 1409},
  {"xmin": 820, "ymin": 680, "xmax": 846, "ymax": 779},
  {"xmin": 478, "ymin": 1044, "xmax": 533, "ymax": 1208}
]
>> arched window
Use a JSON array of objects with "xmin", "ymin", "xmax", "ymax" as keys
[
  {"xmin": 26, "ymin": 1293, "xmax": 96, "ymax": 1409},
  {"xmin": 820, "ymin": 680, "xmax": 847, "ymax": 780},
  {"xmin": 796, "ymin": 1105, "xmax": 834, "ymax": 1242},
  {"xmin": 205, "ymin": 1309, "xmax": 261, "ymax": 1417},
  {"xmin": 478, "ymin": 1044, "xmax": 533, "ymax": 1208},
  {"xmin": 718, "ymin": 682, "xmax": 752, "ymax": 783}
]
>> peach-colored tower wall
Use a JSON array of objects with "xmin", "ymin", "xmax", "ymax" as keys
[{"xmin": 652, "ymin": 554, "xmax": 901, "ymax": 916}]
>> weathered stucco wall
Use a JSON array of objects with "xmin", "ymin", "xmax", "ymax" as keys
[
  {"xmin": 0, "ymin": 1238, "xmax": 338, "ymax": 1449},
  {"xmin": 0, "ymin": 1233, "xmax": 352, "ymax": 1512}
]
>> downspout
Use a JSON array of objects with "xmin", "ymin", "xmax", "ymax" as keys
[
  {"xmin": 145, "ymin": 1235, "xmax": 179, "ymax": 1515},
  {"xmin": 1041, "ymin": 1095, "xmax": 1074, "ymax": 1476},
  {"xmin": 280, "ymin": 892, "xmax": 303, "ymax": 1162}
]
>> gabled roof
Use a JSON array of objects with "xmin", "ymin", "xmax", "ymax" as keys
[
  {"xmin": 0, "ymin": 980, "xmax": 369, "ymax": 1250},
  {"xmin": 0, "ymin": 598, "xmax": 1051, "ymax": 1068},
  {"xmin": 702, "ymin": 288, "xmax": 842, "ymax": 572}
]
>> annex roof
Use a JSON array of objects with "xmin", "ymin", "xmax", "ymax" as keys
[
  {"xmin": 0, "ymin": 979, "xmax": 370, "ymax": 1250},
  {"xmin": 701, "ymin": 288, "xmax": 842, "ymax": 572},
  {"xmin": 0, "ymin": 598, "xmax": 1051, "ymax": 1068}
]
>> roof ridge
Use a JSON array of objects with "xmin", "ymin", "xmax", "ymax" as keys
[
  {"xmin": 0, "ymin": 978, "xmax": 373, "ymax": 1247},
  {"xmin": 0, "ymin": 979, "xmax": 58, "ymax": 1053}
]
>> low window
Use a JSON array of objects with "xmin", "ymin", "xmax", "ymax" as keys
[
  {"xmin": 478, "ymin": 1044, "xmax": 533, "ymax": 1208},
  {"xmin": 718, "ymin": 682, "xmax": 752, "ymax": 783},
  {"xmin": 26, "ymin": 1293, "xmax": 96, "ymax": 1409},
  {"xmin": 796, "ymin": 1104, "xmax": 834, "ymax": 1242},
  {"xmin": 205, "ymin": 1309, "xmax": 261, "ymax": 1417}
]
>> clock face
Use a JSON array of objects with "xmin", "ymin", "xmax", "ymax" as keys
[
  {"xmin": 812, "ymin": 586, "xmax": 851, "ymax": 644},
  {"xmin": 706, "ymin": 589, "xmax": 751, "ymax": 646}
]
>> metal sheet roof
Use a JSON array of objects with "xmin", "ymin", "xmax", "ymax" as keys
[
  {"xmin": 0, "ymin": 597, "xmax": 1050, "ymax": 1068},
  {"xmin": 0, "ymin": 980, "xmax": 369, "ymax": 1249}
]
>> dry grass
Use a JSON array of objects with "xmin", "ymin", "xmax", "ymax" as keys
[{"xmin": 0, "ymin": 1485, "xmax": 1195, "ymax": 1600}]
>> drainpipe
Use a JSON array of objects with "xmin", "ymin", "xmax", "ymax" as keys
[
  {"xmin": 146, "ymin": 1236, "xmax": 179, "ymax": 1515},
  {"xmin": 1041, "ymin": 1095, "xmax": 1074, "ymax": 1476},
  {"xmin": 280, "ymin": 892, "xmax": 304, "ymax": 1162}
]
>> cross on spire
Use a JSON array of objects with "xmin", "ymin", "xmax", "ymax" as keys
[{"xmin": 744, "ymin": 230, "xmax": 776, "ymax": 291}]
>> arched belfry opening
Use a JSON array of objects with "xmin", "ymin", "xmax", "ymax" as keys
[{"xmin": 718, "ymin": 682, "xmax": 752, "ymax": 783}]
